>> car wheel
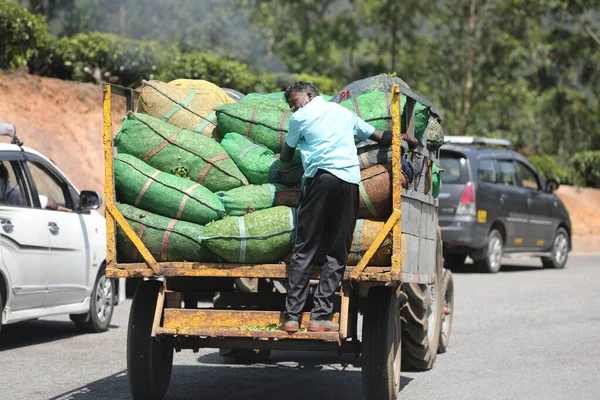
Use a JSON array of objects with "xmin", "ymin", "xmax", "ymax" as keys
[
  {"xmin": 0, "ymin": 293, "xmax": 3, "ymax": 337},
  {"xmin": 71, "ymin": 268, "xmax": 115, "ymax": 333},
  {"xmin": 541, "ymin": 228, "xmax": 569, "ymax": 269},
  {"xmin": 474, "ymin": 229, "xmax": 503, "ymax": 273},
  {"xmin": 444, "ymin": 254, "xmax": 467, "ymax": 268}
]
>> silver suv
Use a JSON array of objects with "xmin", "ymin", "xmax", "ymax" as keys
[{"xmin": 438, "ymin": 136, "xmax": 571, "ymax": 273}]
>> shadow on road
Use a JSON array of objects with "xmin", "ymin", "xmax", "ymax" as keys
[
  {"xmin": 447, "ymin": 262, "xmax": 544, "ymax": 274},
  {"xmin": 0, "ymin": 319, "xmax": 120, "ymax": 351},
  {"xmin": 48, "ymin": 350, "xmax": 414, "ymax": 400}
]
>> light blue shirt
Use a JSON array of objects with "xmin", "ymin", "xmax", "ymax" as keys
[{"xmin": 285, "ymin": 96, "xmax": 375, "ymax": 185}]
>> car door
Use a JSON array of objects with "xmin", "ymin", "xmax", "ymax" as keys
[
  {"xmin": 515, "ymin": 160, "xmax": 554, "ymax": 249},
  {"xmin": 475, "ymin": 156, "xmax": 504, "ymax": 231},
  {"xmin": 0, "ymin": 153, "xmax": 50, "ymax": 310},
  {"xmin": 23, "ymin": 156, "xmax": 88, "ymax": 306},
  {"xmin": 496, "ymin": 159, "xmax": 530, "ymax": 250}
]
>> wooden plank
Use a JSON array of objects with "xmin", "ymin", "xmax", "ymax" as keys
[
  {"xmin": 107, "ymin": 262, "xmax": 393, "ymax": 281},
  {"xmin": 155, "ymin": 327, "xmax": 340, "ymax": 342},
  {"xmin": 151, "ymin": 283, "xmax": 165, "ymax": 337},
  {"xmin": 103, "ymin": 84, "xmax": 117, "ymax": 271},
  {"xmin": 391, "ymin": 84, "xmax": 403, "ymax": 277},
  {"xmin": 162, "ymin": 309, "xmax": 339, "ymax": 330},
  {"xmin": 339, "ymin": 282, "xmax": 351, "ymax": 340},
  {"xmin": 350, "ymin": 210, "xmax": 400, "ymax": 280}
]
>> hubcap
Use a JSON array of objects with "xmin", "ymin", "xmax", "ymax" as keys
[
  {"xmin": 554, "ymin": 233, "xmax": 568, "ymax": 265},
  {"xmin": 488, "ymin": 235, "xmax": 503, "ymax": 270},
  {"xmin": 95, "ymin": 276, "xmax": 113, "ymax": 323}
]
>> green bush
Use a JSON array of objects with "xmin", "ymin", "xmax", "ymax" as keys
[
  {"xmin": 0, "ymin": 1, "xmax": 48, "ymax": 69},
  {"xmin": 159, "ymin": 52, "xmax": 278, "ymax": 93},
  {"xmin": 569, "ymin": 151, "xmax": 600, "ymax": 188},
  {"xmin": 528, "ymin": 155, "xmax": 570, "ymax": 184}
]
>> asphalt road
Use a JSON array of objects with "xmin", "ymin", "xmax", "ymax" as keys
[{"xmin": 1, "ymin": 254, "xmax": 599, "ymax": 400}]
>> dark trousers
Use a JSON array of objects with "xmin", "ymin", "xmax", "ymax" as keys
[{"xmin": 285, "ymin": 170, "xmax": 359, "ymax": 321}]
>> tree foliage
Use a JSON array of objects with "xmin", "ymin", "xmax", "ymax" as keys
[{"xmin": 9, "ymin": 0, "xmax": 600, "ymax": 187}]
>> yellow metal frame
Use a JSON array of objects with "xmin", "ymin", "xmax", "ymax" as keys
[{"xmin": 103, "ymin": 83, "xmax": 404, "ymax": 282}]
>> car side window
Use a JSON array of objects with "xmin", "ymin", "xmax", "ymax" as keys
[
  {"xmin": 26, "ymin": 161, "xmax": 70, "ymax": 210},
  {"xmin": 0, "ymin": 160, "xmax": 31, "ymax": 207},
  {"xmin": 516, "ymin": 161, "xmax": 541, "ymax": 191},
  {"xmin": 497, "ymin": 160, "xmax": 517, "ymax": 186},
  {"xmin": 477, "ymin": 159, "xmax": 497, "ymax": 183}
]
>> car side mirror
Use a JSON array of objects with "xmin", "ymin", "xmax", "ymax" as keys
[
  {"xmin": 80, "ymin": 190, "xmax": 102, "ymax": 211},
  {"xmin": 546, "ymin": 178, "xmax": 560, "ymax": 194}
]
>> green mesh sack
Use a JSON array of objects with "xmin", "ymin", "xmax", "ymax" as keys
[
  {"xmin": 115, "ymin": 112, "xmax": 248, "ymax": 192},
  {"xmin": 114, "ymin": 154, "xmax": 225, "ymax": 225},
  {"xmin": 215, "ymin": 99, "xmax": 292, "ymax": 153},
  {"xmin": 202, "ymin": 206, "xmax": 296, "ymax": 263},
  {"xmin": 329, "ymin": 74, "xmax": 410, "ymax": 104},
  {"xmin": 115, "ymin": 203, "xmax": 218, "ymax": 263},
  {"xmin": 341, "ymin": 92, "xmax": 431, "ymax": 142},
  {"xmin": 220, "ymin": 132, "xmax": 302, "ymax": 184},
  {"xmin": 424, "ymin": 116, "xmax": 445, "ymax": 148},
  {"xmin": 216, "ymin": 183, "xmax": 286, "ymax": 216}
]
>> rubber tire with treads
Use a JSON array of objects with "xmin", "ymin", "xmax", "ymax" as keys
[
  {"xmin": 473, "ymin": 229, "xmax": 503, "ymax": 273},
  {"xmin": 438, "ymin": 269, "xmax": 454, "ymax": 354},
  {"xmin": 127, "ymin": 280, "xmax": 173, "ymax": 400},
  {"xmin": 70, "ymin": 268, "xmax": 115, "ymax": 333},
  {"xmin": 0, "ymin": 294, "xmax": 3, "ymax": 337},
  {"xmin": 541, "ymin": 228, "xmax": 569, "ymax": 269},
  {"xmin": 401, "ymin": 227, "xmax": 444, "ymax": 371},
  {"xmin": 362, "ymin": 286, "xmax": 402, "ymax": 400}
]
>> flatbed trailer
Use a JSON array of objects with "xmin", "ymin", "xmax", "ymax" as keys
[{"xmin": 104, "ymin": 83, "xmax": 446, "ymax": 400}]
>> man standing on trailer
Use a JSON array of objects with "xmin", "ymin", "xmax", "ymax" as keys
[{"xmin": 279, "ymin": 81, "xmax": 391, "ymax": 332}]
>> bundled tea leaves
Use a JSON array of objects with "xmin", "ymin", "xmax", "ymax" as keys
[
  {"xmin": 215, "ymin": 99, "xmax": 292, "ymax": 153},
  {"xmin": 114, "ymin": 154, "xmax": 225, "ymax": 225},
  {"xmin": 137, "ymin": 80, "xmax": 229, "ymax": 140},
  {"xmin": 202, "ymin": 206, "xmax": 296, "ymax": 263},
  {"xmin": 359, "ymin": 165, "xmax": 392, "ymax": 218},
  {"xmin": 216, "ymin": 184, "xmax": 285, "ymax": 216},
  {"xmin": 340, "ymin": 91, "xmax": 431, "ymax": 142},
  {"xmin": 115, "ymin": 112, "xmax": 248, "ymax": 192},
  {"xmin": 347, "ymin": 219, "xmax": 392, "ymax": 266},
  {"xmin": 115, "ymin": 203, "xmax": 218, "ymax": 263},
  {"xmin": 329, "ymin": 74, "xmax": 410, "ymax": 104},
  {"xmin": 167, "ymin": 79, "xmax": 234, "ymax": 105},
  {"xmin": 220, "ymin": 132, "xmax": 302, "ymax": 184}
]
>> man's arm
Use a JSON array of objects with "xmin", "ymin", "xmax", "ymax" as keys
[
  {"xmin": 279, "ymin": 142, "xmax": 296, "ymax": 163},
  {"xmin": 370, "ymin": 129, "xmax": 419, "ymax": 149}
]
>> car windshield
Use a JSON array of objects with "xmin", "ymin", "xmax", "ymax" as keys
[{"xmin": 440, "ymin": 151, "xmax": 468, "ymax": 184}]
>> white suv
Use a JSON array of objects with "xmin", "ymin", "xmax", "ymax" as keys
[{"xmin": 0, "ymin": 123, "xmax": 114, "ymax": 335}]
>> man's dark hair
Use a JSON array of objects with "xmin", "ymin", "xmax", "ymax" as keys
[{"xmin": 284, "ymin": 81, "xmax": 319, "ymax": 104}]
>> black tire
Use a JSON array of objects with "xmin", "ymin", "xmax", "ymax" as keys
[
  {"xmin": 70, "ymin": 267, "xmax": 115, "ymax": 333},
  {"xmin": 541, "ymin": 228, "xmax": 569, "ymax": 269},
  {"xmin": 127, "ymin": 280, "xmax": 173, "ymax": 400},
  {"xmin": 362, "ymin": 286, "xmax": 402, "ymax": 400},
  {"xmin": 474, "ymin": 229, "xmax": 503, "ymax": 273},
  {"xmin": 219, "ymin": 348, "xmax": 271, "ymax": 363},
  {"xmin": 438, "ymin": 269, "xmax": 454, "ymax": 354},
  {"xmin": 0, "ymin": 293, "xmax": 3, "ymax": 337},
  {"xmin": 401, "ymin": 227, "xmax": 444, "ymax": 370},
  {"xmin": 444, "ymin": 253, "xmax": 467, "ymax": 268}
]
